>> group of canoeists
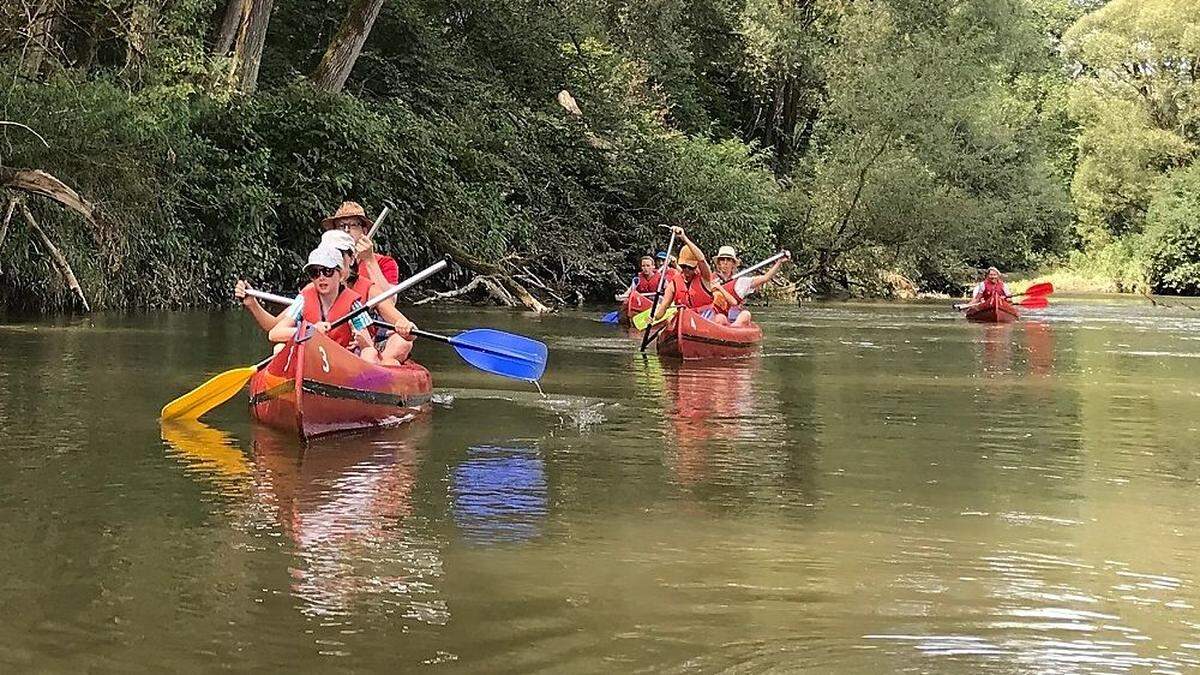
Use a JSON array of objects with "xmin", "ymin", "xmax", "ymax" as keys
[{"xmin": 160, "ymin": 200, "xmax": 1049, "ymax": 441}]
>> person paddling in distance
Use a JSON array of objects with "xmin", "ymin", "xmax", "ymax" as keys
[
  {"xmin": 268, "ymin": 246, "xmax": 377, "ymax": 356},
  {"xmin": 618, "ymin": 253, "xmax": 669, "ymax": 301},
  {"xmin": 711, "ymin": 245, "xmax": 792, "ymax": 327},
  {"xmin": 963, "ymin": 267, "xmax": 1010, "ymax": 309},
  {"xmin": 651, "ymin": 226, "xmax": 734, "ymax": 323}
]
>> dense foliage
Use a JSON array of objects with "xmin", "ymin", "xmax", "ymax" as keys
[{"xmin": 1, "ymin": 0, "xmax": 1197, "ymax": 310}]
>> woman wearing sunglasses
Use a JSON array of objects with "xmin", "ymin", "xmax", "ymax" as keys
[{"xmin": 268, "ymin": 246, "xmax": 375, "ymax": 352}]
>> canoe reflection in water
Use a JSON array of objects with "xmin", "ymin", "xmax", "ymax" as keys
[
  {"xmin": 451, "ymin": 445, "xmax": 547, "ymax": 545},
  {"xmin": 660, "ymin": 358, "xmax": 763, "ymax": 486},
  {"xmin": 975, "ymin": 321, "xmax": 1056, "ymax": 378},
  {"xmin": 162, "ymin": 419, "xmax": 447, "ymax": 622}
]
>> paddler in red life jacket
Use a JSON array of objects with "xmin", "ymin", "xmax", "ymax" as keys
[
  {"xmin": 322, "ymin": 202, "xmax": 417, "ymax": 366},
  {"xmin": 967, "ymin": 267, "xmax": 1010, "ymax": 308},
  {"xmin": 651, "ymin": 226, "xmax": 735, "ymax": 322},
  {"xmin": 711, "ymin": 245, "xmax": 792, "ymax": 327},
  {"xmin": 267, "ymin": 246, "xmax": 375, "ymax": 354},
  {"xmin": 617, "ymin": 254, "xmax": 666, "ymax": 301}
]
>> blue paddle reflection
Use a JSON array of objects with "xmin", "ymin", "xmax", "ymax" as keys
[{"xmin": 451, "ymin": 445, "xmax": 547, "ymax": 544}]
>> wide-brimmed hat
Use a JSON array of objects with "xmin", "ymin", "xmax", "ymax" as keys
[
  {"xmin": 304, "ymin": 245, "xmax": 343, "ymax": 271},
  {"xmin": 715, "ymin": 245, "xmax": 740, "ymax": 264},
  {"xmin": 320, "ymin": 201, "xmax": 373, "ymax": 230},
  {"xmin": 320, "ymin": 229, "xmax": 355, "ymax": 253},
  {"xmin": 677, "ymin": 246, "xmax": 701, "ymax": 269}
]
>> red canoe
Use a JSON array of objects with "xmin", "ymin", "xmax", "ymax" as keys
[
  {"xmin": 618, "ymin": 292, "xmax": 654, "ymax": 326},
  {"xmin": 655, "ymin": 307, "xmax": 763, "ymax": 360},
  {"xmin": 249, "ymin": 330, "xmax": 433, "ymax": 441},
  {"xmin": 965, "ymin": 294, "xmax": 1019, "ymax": 323}
]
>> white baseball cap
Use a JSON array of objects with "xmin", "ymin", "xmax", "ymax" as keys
[
  {"xmin": 320, "ymin": 229, "xmax": 355, "ymax": 253},
  {"xmin": 304, "ymin": 245, "xmax": 343, "ymax": 271}
]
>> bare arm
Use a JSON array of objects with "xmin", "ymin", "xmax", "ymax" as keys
[
  {"xmin": 747, "ymin": 253, "xmax": 790, "ymax": 292},
  {"xmin": 268, "ymin": 314, "xmax": 298, "ymax": 343}
]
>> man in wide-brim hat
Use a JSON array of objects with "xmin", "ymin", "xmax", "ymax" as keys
[{"xmin": 711, "ymin": 244, "xmax": 791, "ymax": 326}]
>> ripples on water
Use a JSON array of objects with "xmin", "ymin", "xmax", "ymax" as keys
[{"xmin": 3, "ymin": 300, "xmax": 1200, "ymax": 671}]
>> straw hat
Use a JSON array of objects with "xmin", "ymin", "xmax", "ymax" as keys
[
  {"xmin": 320, "ymin": 201, "xmax": 372, "ymax": 230},
  {"xmin": 715, "ymin": 245, "xmax": 740, "ymax": 264},
  {"xmin": 677, "ymin": 246, "xmax": 701, "ymax": 268}
]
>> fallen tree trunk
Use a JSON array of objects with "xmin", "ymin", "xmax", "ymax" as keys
[
  {"xmin": 0, "ymin": 167, "xmax": 99, "ymax": 228},
  {"xmin": 423, "ymin": 226, "xmax": 552, "ymax": 314},
  {"xmin": 19, "ymin": 200, "xmax": 90, "ymax": 311}
]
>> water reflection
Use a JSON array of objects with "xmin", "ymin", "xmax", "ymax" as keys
[
  {"xmin": 1025, "ymin": 321, "xmax": 1055, "ymax": 377},
  {"xmin": 250, "ymin": 425, "xmax": 446, "ymax": 620},
  {"xmin": 973, "ymin": 321, "xmax": 1058, "ymax": 378},
  {"xmin": 450, "ymin": 445, "xmax": 547, "ymax": 544},
  {"xmin": 162, "ymin": 420, "xmax": 447, "ymax": 622}
]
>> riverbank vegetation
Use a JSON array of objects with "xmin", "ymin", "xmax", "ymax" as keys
[{"xmin": 0, "ymin": 0, "xmax": 1196, "ymax": 310}]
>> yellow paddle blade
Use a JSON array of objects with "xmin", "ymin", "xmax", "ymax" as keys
[
  {"xmin": 160, "ymin": 365, "xmax": 257, "ymax": 421},
  {"xmin": 631, "ymin": 308, "xmax": 653, "ymax": 330},
  {"xmin": 633, "ymin": 305, "xmax": 678, "ymax": 331}
]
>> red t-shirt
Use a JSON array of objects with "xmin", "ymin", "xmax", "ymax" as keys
[{"xmin": 357, "ymin": 254, "xmax": 400, "ymax": 285}]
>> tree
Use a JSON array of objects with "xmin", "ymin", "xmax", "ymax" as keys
[
  {"xmin": 310, "ymin": 0, "xmax": 386, "ymax": 94},
  {"xmin": 227, "ymin": 0, "xmax": 274, "ymax": 94}
]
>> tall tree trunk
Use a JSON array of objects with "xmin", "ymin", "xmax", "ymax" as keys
[
  {"xmin": 19, "ymin": 0, "xmax": 59, "ymax": 79},
  {"xmin": 310, "ymin": 0, "xmax": 385, "ymax": 94},
  {"xmin": 227, "ymin": 0, "xmax": 274, "ymax": 94},
  {"xmin": 212, "ymin": 0, "xmax": 245, "ymax": 56}
]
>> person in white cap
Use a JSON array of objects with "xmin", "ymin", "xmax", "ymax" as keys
[
  {"xmin": 233, "ymin": 229, "xmax": 359, "ymax": 332},
  {"xmin": 268, "ymin": 245, "xmax": 375, "ymax": 352},
  {"xmin": 711, "ymin": 245, "xmax": 791, "ymax": 327}
]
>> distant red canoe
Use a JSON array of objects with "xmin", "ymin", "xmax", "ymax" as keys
[
  {"xmin": 655, "ymin": 307, "xmax": 763, "ymax": 360},
  {"xmin": 965, "ymin": 294, "xmax": 1019, "ymax": 323},
  {"xmin": 618, "ymin": 292, "xmax": 653, "ymax": 326},
  {"xmin": 249, "ymin": 330, "xmax": 433, "ymax": 441}
]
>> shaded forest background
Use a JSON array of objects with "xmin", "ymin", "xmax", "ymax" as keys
[{"xmin": 0, "ymin": 0, "xmax": 1196, "ymax": 310}]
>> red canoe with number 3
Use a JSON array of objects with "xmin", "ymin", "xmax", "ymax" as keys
[
  {"xmin": 964, "ymin": 294, "xmax": 1019, "ymax": 323},
  {"xmin": 249, "ymin": 329, "xmax": 433, "ymax": 441},
  {"xmin": 655, "ymin": 307, "xmax": 763, "ymax": 360}
]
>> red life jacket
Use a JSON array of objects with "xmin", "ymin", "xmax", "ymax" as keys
[
  {"xmin": 674, "ymin": 273, "xmax": 714, "ymax": 309},
  {"xmin": 716, "ymin": 277, "xmax": 744, "ymax": 312},
  {"xmin": 300, "ymin": 284, "xmax": 362, "ymax": 348},
  {"xmin": 982, "ymin": 279, "xmax": 1006, "ymax": 301},
  {"xmin": 348, "ymin": 272, "xmax": 374, "ymax": 301},
  {"xmin": 634, "ymin": 272, "xmax": 659, "ymax": 294}
]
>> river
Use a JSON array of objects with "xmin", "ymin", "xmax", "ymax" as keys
[{"xmin": 2, "ymin": 298, "xmax": 1199, "ymax": 672}]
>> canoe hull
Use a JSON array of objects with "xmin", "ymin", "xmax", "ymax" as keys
[
  {"xmin": 249, "ymin": 330, "xmax": 433, "ymax": 441},
  {"xmin": 655, "ymin": 307, "xmax": 763, "ymax": 360},
  {"xmin": 965, "ymin": 295, "xmax": 1019, "ymax": 323}
]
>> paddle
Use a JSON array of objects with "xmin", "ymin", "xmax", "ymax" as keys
[
  {"xmin": 954, "ymin": 295, "xmax": 1050, "ymax": 311},
  {"xmin": 302, "ymin": 258, "xmax": 450, "ymax": 340},
  {"xmin": 161, "ymin": 258, "xmax": 450, "ymax": 421},
  {"xmin": 366, "ymin": 201, "xmax": 393, "ymax": 239},
  {"xmin": 601, "ymin": 310, "xmax": 620, "ymax": 324},
  {"xmin": 160, "ymin": 354, "xmax": 274, "ymax": 421},
  {"xmin": 374, "ymin": 320, "xmax": 548, "ymax": 382},
  {"xmin": 1010, "ymin": 281, "xmax": 1054, "ymax": 299},
  {"xmin": 639, "ymin": 227, "xmax": 678, "ymax": 352}
]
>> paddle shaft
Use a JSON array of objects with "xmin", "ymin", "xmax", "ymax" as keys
[
  {"xmin": 330, "ymin": 257, "xmax": 449, "ymax": 329},
  {"xmin": 731, "ymin": 251, "xmax": 788, "ymax": 281},
  {"xmin": 367, "ymin": 203, "xmax": 391, "ymax": 239},
  {"xmin": 640, "ymin": 229, "xmax": 677, "ymax": 351},
  {"xmin": 372, "ymin": 320, "xmax": 540, "ymax": 364}
]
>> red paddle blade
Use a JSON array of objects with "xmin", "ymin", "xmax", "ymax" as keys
[
  {"xmin": 1023, "ymin": 282, "xmax": 1054, "ymax": 297},
  {"xmin": 1018, "ymin": 295, "xmax": 1049, "ymax": 309}
]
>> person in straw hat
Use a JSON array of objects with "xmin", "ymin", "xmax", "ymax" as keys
[
  {"xmin": 320, "ymin": 201, "xmax": 416, "ymax": 365},
  {"xmin": 711, "ymin": 245, "xmax": 791, "ymax": 327},
  {"xmin": 649, "ymin": 225, "xmax": 737, "ymax": 324}
]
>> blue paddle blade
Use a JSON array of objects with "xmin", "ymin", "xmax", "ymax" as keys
[
  {"xmin": 601, "ymin": 311, "xmax": 620, "ymax": 324},
  {"xmin": 450, "ymin": 329, "xmax": 548, "ymax": 381}
]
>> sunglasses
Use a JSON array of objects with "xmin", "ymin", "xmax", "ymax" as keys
[
  {"xmin": 307, "ymin": 266, "xmax": 338, "ymax": 279},
  {"xmin": 333, "ymin": 219, "xmax": 366, "ymax": 232}
]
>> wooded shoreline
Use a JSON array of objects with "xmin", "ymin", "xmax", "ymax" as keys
[{"xmin": 1, "ymin": 0, "xmax": 1196, "ymax": 312}]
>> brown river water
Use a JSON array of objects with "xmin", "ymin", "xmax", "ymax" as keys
[{"xmin": 2, "ymin": 298, "xmax": 1199, "ymax": 672}]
